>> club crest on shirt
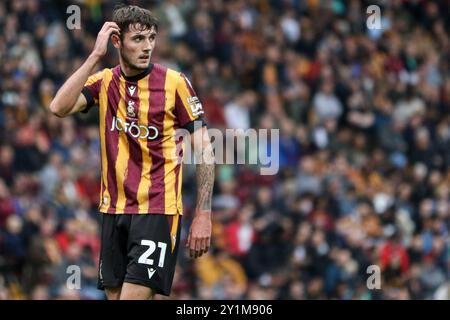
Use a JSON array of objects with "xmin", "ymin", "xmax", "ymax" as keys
[{"xmin": 127, "ymin": 100, "xmax": 136, "ymax": 118}]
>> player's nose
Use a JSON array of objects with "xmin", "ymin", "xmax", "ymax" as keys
[{"xmin": 143, "ymin": 39, "xmax": 153, "ymax": 51}]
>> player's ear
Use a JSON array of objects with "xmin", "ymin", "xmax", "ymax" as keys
[{"xmin": 111, "ymin": 33, "xmax": 121, "ymax": 49}]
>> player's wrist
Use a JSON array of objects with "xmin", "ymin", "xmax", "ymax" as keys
[
  {"xmin": 88, "ymin": 52, "xmax": 103, "ymax": 64},
  {"xmin": 194, "ymin": 209, "xmax": 211, "ymax": 216}
]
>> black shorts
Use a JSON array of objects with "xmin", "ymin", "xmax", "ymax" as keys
[{"xmin": 97, "ymin": 213, "xmax": 182, "ymax": 296}]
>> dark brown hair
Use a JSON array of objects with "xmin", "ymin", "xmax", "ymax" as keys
[{"xmin": 112, "ymin": 4, "xmax": 158, "ymax": 37}]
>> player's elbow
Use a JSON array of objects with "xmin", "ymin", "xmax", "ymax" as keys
[{"xmin": 49, "ymin": 101, "xmax": 67, "ymax": 118}]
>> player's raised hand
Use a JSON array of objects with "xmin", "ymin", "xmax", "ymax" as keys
[{"xmin": 91, "ymin": 22, "xmax": 120, "ymax": 59}]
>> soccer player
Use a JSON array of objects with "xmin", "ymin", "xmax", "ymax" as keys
[{"xmin": 49, "ymin": 5, "xmax": 215, "ymax": 300}]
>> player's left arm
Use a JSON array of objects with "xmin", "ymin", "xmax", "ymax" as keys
[
  {"xmin": 174, "ymin": 72, "xmax": 215, "ymax": 258},
  {"xmin": 186, "ymin": 125, "xmax": 215, "ymax": 259}
]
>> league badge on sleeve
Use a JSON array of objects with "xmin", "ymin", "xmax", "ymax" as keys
[{"xmin": 187, "ymin": 96, "xmax": 204, "ymax": 117}]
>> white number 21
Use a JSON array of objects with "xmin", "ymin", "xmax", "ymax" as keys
[{"xmin": 138, "ymin": 240, "xmax": 167, "ymax": 267}]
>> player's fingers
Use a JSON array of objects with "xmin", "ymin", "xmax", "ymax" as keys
[
  {"xmin": 186, "ymin": 231, "xmax": 191, "ymax": 248},
  {"xmin": 189, "ymin": 234, "xmax": 197, "ymax": 258},
  {"xmin": 102, "ymin": 23, "xmax": 119, "ymax": 32},
  {"xmin": 105, "ymin": 25, "xmax": 120, "ymax": 36},
  {"xmin": 108, "ymin": 26, "xmax": 120, "ymax": 33},
  {"xmin": 204, "ymin": 237, "xmax": 211, "ymax": 254},
  {"xmin": 194, "ymin": 237, "xmax": 202, "ymax": 258},
  {"xmin": 190, "ymin": 240, "xmax": 197, "ymax": 258},
  {"xmin": 104, "ymin": 22, "xmax": 120, "ymax": 30},
  {"xmin": 199, "ymin": 237, "xmax": 207, "ymax": 256},
  {"xmin": 195, "ymin": 239, "xmax": 203, "ymax": 258},
  {"xmin": 105, "ymin": 22, "xmax": 120, "ymax": 29},
  {"xmin": 108, "ymin": 25, "xmax": 120, "ymax": 32},
  {"xmin": 101, "ymin": 22, "xmax": 115, "ymax": 31}
]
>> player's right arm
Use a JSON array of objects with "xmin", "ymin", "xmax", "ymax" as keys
[{"xmin": 49, "ymin": 22, "xmax": 120, "ymax": 117}]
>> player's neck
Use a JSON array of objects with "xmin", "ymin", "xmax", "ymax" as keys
[
  {"xmin": 119, "ymin": 62, "xmax": 153, "ymax": 81},
  {"xmin": 121, "ymin": 64, "xmax": 144, "ymax": 77}
]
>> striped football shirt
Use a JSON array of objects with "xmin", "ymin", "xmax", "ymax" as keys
[{"xmin": 81, "ymin": 63, "xmax": 205, "ymax": 215}]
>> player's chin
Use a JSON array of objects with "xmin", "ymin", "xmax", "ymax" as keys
[{"xmin": 135, "ymin": 58, "xmax": 151, "ymax": 69}]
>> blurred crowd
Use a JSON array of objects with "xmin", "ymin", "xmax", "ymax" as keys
[{"xmin": 0, "ymin": 0, "xmax": 449, "ymax": 300}]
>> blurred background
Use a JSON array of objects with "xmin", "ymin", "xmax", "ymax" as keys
[{"xmin": 0, "ymin": 0, "xmax": 449, "ymax": 300}]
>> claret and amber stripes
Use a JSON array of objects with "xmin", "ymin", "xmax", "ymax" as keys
[{"xmin": 85, "ymin": 64, "xmax": 200, "ymax": 215}]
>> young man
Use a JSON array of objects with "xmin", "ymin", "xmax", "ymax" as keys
[{"xmin": 49, "ymin": 5, "xmax": 214, "ymax": 300}]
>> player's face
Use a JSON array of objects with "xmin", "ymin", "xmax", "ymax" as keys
[{"xmin": 120, "ymin": 24, "xmax": 156, "ymax": 71}]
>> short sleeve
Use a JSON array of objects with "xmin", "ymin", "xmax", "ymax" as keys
[
  {"xmin": 81, "ymin": 69, "xmax": 105, "ymax": 113},
  {"xmin": 174, "ymin": 73, "xmax": 207, "ymax": 133}
]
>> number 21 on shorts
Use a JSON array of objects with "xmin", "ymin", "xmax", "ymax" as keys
[{"xmin": 138, "ymin": 240, "xmax": 167, "ymax": 267}]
